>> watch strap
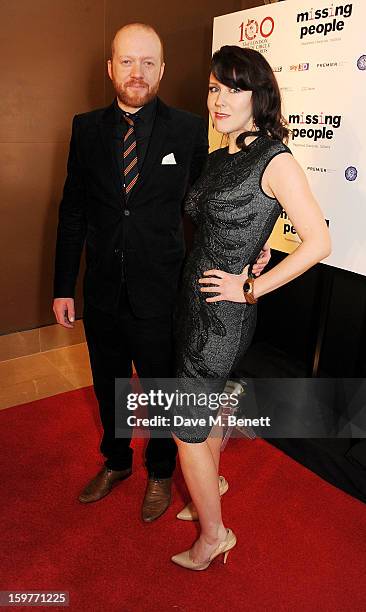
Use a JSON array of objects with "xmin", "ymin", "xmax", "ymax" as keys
[{"xmin": 243, "ymin": 275, "xmax": 257, "ymax": 304}]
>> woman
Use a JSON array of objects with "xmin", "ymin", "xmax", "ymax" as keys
[{"xmin": 171, "ymin": 45, "xmax": 331, "ymax": 570}]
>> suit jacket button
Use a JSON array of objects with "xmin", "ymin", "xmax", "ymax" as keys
[{"xmin": 124, "ymin": 209, "xmax": 130, "ymax": 216}]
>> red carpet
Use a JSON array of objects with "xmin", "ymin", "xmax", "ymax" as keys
[{"xmin": 1, "ymin": 387, "xmax": 366, "ymax": 612}]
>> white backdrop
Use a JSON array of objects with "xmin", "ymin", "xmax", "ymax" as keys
[{"xmin": 211, "ymin": 0, "xmax": 366, "ymax": 275}]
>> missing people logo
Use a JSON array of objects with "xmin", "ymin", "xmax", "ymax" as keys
[
  {"xmin": 289, "ymin": 111, "xmax": 342, "ymax": 143},
  {"xmin": 297, "ymin": 3, "xmax": 353, "ymax": 40}
]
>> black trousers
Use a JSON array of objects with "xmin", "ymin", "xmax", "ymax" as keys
[{"xmin": 83, "ymin": 285, "xmax": 177, "ymax": 477}]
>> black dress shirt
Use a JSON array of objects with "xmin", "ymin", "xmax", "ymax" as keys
[
  {"xmin": 113, "ymin": 97, "xmax": 157, "ymax": 285},
  {"xmin": 113, "ymin": 96, "xmax": 157, "ymax": 180}
]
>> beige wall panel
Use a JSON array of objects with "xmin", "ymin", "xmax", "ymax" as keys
[
  {"xmin": 0, "ymin": 141, "xmax": 84, "ymax": 332},
  {"xmin": 0, "ymin": 0, "xmax": 103, "ymax": 334},
  {"xmin": 0, "ymin": 0, "xmax": 105, "ymax": 142}
]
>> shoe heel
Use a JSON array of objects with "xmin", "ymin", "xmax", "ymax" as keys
[{"xmin": 223, "ymin": 550, "xmax": 230, "ymax": 564}]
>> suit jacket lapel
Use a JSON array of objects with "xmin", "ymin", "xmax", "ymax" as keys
[{"xmin": 98, "ymin": 103, "xmax": 125, "ymax": 202}]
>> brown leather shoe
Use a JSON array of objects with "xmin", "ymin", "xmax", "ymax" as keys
[
  {"xmin": 142, "ymin": 477, "xmax": 172, "ymax": 522},
  {"xmin": 78, "ymin": 467, "xmax": 132, "ymax": 503}
]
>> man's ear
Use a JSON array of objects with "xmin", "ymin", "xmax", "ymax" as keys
[
  {"xmin": 159, "ymin": 62, "xmax": 165, "ymax": 82},
  {"xmin": 107, "ymin": 59, "xmax": 113, "ymax": 81}
]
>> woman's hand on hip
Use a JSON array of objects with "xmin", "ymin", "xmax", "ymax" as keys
[{"xmin": 198, "ymin": 267, "xmax": 249, "ymax": 303}]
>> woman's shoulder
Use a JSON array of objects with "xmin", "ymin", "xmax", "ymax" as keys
[{"xmin": 262, "ymin": 135, "xmax": 292, "ymax": 155}]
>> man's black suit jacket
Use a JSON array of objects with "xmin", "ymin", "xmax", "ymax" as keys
[{"xmin": 54, "ymin": 98, "xmax": 208, "ymax": 318}]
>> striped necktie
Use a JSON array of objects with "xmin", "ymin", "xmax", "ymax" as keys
[{"xmin": 123, "ymin": 115, "xmax": 139, "ymax": 196}]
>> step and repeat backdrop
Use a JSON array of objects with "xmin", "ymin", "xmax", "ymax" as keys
[{"xmin": 211, "ymin": 0, "xmax": 365, "ymax": 275}]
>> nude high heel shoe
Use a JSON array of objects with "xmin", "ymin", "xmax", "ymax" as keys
[
  {"xmin": 176, "ymin": 475, "xmax": 229, "ymax": 521},
  {"xmin": 171, "ymin": 528, "xmax": 237, "ymax": 571}
]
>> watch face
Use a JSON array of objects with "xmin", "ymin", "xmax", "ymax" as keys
[{"xmin": 243, "ymin": 281, "xmax": 251, "ymax": 294}]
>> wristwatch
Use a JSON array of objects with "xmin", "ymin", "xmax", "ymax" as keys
[{"xmin": 243, "ymin": 276, "xmax": 257, "ymax": 304}]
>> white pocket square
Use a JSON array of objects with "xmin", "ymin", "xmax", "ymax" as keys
[{"xmin": 161, "ymin": 153, "xmax": 177, "ymax": 165}]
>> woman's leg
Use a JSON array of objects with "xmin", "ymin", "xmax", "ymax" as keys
[
  {"xmin": 207, "ymin": 422, "xmax": 224, "ymax": 472},
  {"xmin": 173, "ymin": 434, "xmax": 228, "ymax": 563}
]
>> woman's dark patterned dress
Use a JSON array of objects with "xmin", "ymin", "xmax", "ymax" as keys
[{"xmin": 173, "ymin": 135, "xmax": 291, "ymax": 442}]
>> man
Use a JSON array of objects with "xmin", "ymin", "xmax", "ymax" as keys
[{"xmin": 53, "ymin": 23, "xmax": 269, "ymax": 521}]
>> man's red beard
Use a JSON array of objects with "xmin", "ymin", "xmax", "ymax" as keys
[{"xmin": 113, "ymin": 78, "xmax": 160, "ymax": 108}]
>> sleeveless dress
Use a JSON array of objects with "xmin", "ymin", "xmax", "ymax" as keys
[{"xmin": 173, "ymin": 135, "xmax": 291, "ymax": 442}]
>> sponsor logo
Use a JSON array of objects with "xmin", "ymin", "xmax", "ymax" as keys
[
  {"xmin": 317, "ymin": 61, "xmax": 338, "ymax": 68},
  {"xmin": 239, "ymin": 16, "xmax": 275, "ymax": 42},
  {"xmin": 345, "ymin": 166, "xmax": 358, "ymax": 181},
  {"xmin": 357, "ymin": 55, "xmax": 366, "ymax": 70},
  {"xmin": 272, "ymin": 66, "xmax": 283, "ymax": 73},
  {"xmin": 290, "ymin": 62, "xmax": 310, "ymax": 71},
  {"xmin": 238, "ymin": 15, "xmax": 274, "ymax": 53},
  {"xmin": 307, "ymin": 165, "xmax": 337, "ymax": 174},
  {"xmin": 307, "ymin": 166, "xmax": 327, "ymax": 173},
  {"xmin": 297, "ymin": 3, "xmax": 353, "ymax": 40}
]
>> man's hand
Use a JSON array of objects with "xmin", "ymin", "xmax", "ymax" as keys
[
  {"xmin": 251, "ymin": 242, "xmax": 271, "ymax": 277},
  {"xmin": 53, "ymin": 298, "xmax": 75, "ymax": 328}
]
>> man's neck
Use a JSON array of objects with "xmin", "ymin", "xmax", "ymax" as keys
[{"xmin": 116, "ymin": 98, "xmax": 143, "ymax": 115}]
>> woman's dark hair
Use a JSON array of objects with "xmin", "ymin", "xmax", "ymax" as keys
[{"xmin": 210, "ymin": 45, "xmax": 289, "ymax": 149}]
